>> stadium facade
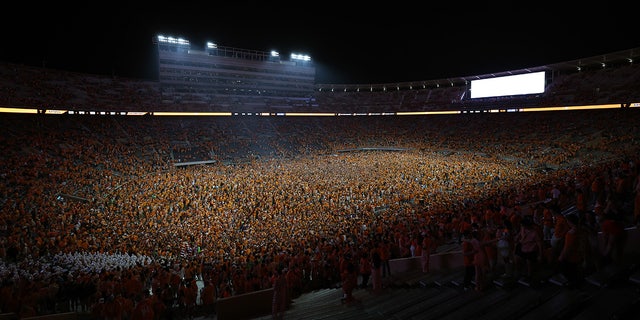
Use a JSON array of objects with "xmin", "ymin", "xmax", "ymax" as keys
[
  {"xmin": 154, "ymin": 35, "xmax": 317, "ymax": 112},
  {"xmin": 0, "ymin": 37, "xmax": 638, "ymax": 115}
]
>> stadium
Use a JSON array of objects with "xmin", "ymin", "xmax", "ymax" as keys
[{"xmin": 1, "ymin": 35, "xmax": 640, "ymax": 320}]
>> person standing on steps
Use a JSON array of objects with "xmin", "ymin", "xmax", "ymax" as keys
[
  {"xmin": 514, "ymin": 216, "xmax": 543, "ymax": 281},
  {"xmin": 359, "ymin": 250, "xmax": 372, "ymax": 289},
  {"xmin": 461, "ymin": 231, "xmax": 476, "ymax": 291},
  {"xmin": 496, "ymin": 219, "xmax": 515, "ymax": 277},
  {"xmin": 421, "ymin": 231, "xmax": 434, "ymax": 273},
  {"xmin": 271, "ymin": 266, "xmax": 288, "ymax": 320},
  {"xmin": 557, "ymin": 213, "xmax": 586, "ymax": 288},
  {"xmin": 340, "ymin": 253, "xmax": 359, "ymax": 304},
  {"xmin": 371, "ymin": 246, "xmax": 383, "ymax": 295},
  {"xmin": 380, "ymin": 240, "xmax": 392, "ymax": 278}
]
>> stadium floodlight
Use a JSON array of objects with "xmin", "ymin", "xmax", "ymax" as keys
[
  {"xmin": 290, "ymin": 53, "xmax": 311, "ymax": 61},
  {"xmin": 157, "ymin": 35, "xmax": 189, "ymax": 45},
  {"xmin": 271, "ymin": 50, "xmax": 279, "ymax": 57},
  {"xmin": 207, "ymin": 42, "xmax": 217, "ymax": 49}
]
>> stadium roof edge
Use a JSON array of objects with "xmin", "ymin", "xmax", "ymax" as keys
[{"xmin": 316, "ymin": 47, "xmax": 640, "ymax": 90}]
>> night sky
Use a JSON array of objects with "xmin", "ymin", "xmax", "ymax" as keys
[{"xmin": 2, "ymin": 2, "xmax": 638, "ymax": 84}]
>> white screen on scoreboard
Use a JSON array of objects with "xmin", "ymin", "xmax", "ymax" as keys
[{"xmin": 470, "ymin": 71, "xmax": 545, "ymax": 99}]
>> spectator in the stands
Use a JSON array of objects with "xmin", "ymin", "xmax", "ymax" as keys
[
  {"xmin": 514, "ymin": 216, "xmax": 544, "ymax": 280},
  {"xmin": 600, "ymin": 211, "xmax": 627, "ymax": 267},
  {"xmin": 557, "ymin": 213, "xmax": 586, "ymax": 288},
  {"xmin": 461, "ymin": 231, "xmax": 475, "ymax": 291}
]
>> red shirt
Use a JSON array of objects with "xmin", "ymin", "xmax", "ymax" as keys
[
  {"xmin": 601, "ymin": 218, "xmax": 624, "ymax": 236},
  {"xmin": 462, "ymin": 240, "xmax": 474, "ymax": 266}
]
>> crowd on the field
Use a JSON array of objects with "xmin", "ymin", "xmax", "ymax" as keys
[{"xmin": 1, "ymin": 109, "xmax": 639, "ymax": 319}]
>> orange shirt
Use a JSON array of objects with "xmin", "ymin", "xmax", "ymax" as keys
[
  {"xmin": 553, "ymin": 214, "xmax": 569, "ymax": 239},
  {"xmin": 462, "ymin": 240, "xmax": 474, "ymax": 266},
  {"xmin": 560, "ymin": 228, "xmax": 583, "ymax": 263},
  {"xmin": 542, "ymin": 209, "xmax": 554, "ymax": 228}
]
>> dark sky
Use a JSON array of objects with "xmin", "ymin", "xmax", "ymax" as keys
[{"xmin": 2, "ymin": 3, "xmax": 638, "ymax": 84}]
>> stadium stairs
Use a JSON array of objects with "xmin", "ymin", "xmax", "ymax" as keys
[{"xmin": 243, "ymin": 228, "xmax": 640, "ymax": 320}]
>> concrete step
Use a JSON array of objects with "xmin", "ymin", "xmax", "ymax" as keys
[
  {"xmin": 569, "ymin": 285, "xmax": 640, "ymax": 319},
  {"xmin": 475, "ymin": 285, "xmax": 563, "ymax": 320},
  {"xmin": 436, "ymin": 288, "xmax": 513, "ymax": 320},
  {"xmin": 517, "ymin": 288, "xmax": 593, "ymax": 320},
  {"xmin": 386, "ymin": 286, "xmax": 460, "ymax": 320},
  {"xmin": 584, "ymin": 264, "xmax": 629, "ymax": 288}
]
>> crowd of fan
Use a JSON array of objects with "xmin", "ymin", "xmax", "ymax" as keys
[{"xmin": 1, "ymin": 109, "xmax": 639, "ymax": 319}]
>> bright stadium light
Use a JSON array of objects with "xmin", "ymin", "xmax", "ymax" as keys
[
  {"xmin": 157, "ymin": 35, "xmax": 189, "ymax": 45},
  {"xmin": 271, "ymin": 50, "xmax": 279, "ymax": 57},
  {"xmin": 207, "ymin": 42, "xmax": 217, "ymax": 49},
  {"xmin": 291, "ymin": 53, "xmax": 311, "ymax": 61}
]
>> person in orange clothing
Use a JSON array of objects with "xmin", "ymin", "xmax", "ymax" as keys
[
  {"xmin": 458, "ymin": 215, "xmax": 473, "ymax": 244},
  {"xmin": 514, "ymin": 216, "xmax": 544, "ymax": 280},
  {"xmin": 421, "ymin": 231, "xmax": 434, "ymax": 273},
  {"xmin": 131, "ymin": 293, "xmax": 155, "ymax": 320},
  {"xmin": 200, "ymin": 279, "xmax": 217, "ymax": 315},
  {"xmin": 496, "ymin": 219, "xmax": 515, "ymax": 277},
  {"xmin": 558, "ymin": 213, "xmax": 586, "ymax": 288},
  {"xmin": 591, "ymin": 176, "xmax": 606, "ymax": 207},
  {"xmin": 340, "ymin": 252, "xmax": 359, "ymax": 305},
  {"xmin": 550, "ymin": 209, "xmax": 569, "ymax": 268},
  {"xmin": 272, "ymin": 267, "xmax": 289, "ymax": 320},
  {"xmin": 482, "ymin": 224, "xmax": 498, "ymax": 274},
  {"xmin": 359, "ymin": 250, "xmax": 372, "ymax": 288},
  {"xmin": 379, "ymin": 240, "xmax": 392, "ymax": 278},
  {"xmin": 370, "ymin": 247, "xmax": 383, "ymax": 295},
  {"xmin": 575, "ymin": 188, "xmax": 588, "ymax": 219},
  {"xmin": 461, "ymin": 231, "xmax": 476, "ymax": 291},
  {"xmin": 471, "ymin": 229, "xmax": 489, "ymax": 292},
  {"xmin": 178, "ymin": 278, "xmax": 198, "ymax": 319},
  {"xmin": 600, "ymin": 211, "xmax": 627, "ymax": 267},
  {"xmin": 541, "ymin": 206, "xmax": 554, "ymax": 242}
]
